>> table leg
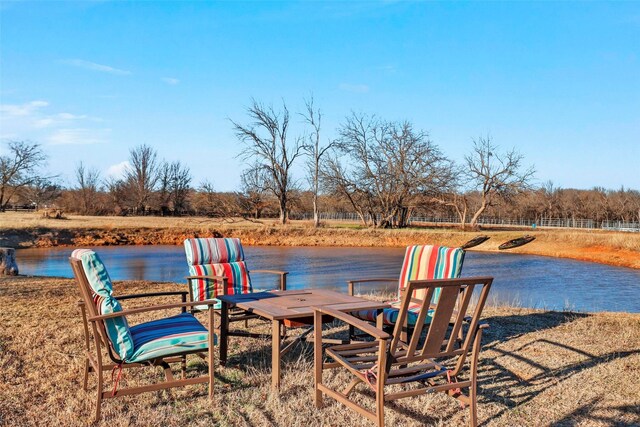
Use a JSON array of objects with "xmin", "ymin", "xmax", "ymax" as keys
[
  {"xmin": 220, "ymin": 301, "xmax": 229, "ymax": 366},
  {"xmin": 272, "ymin": 319, "xmax": 281, "ymax": 390}
]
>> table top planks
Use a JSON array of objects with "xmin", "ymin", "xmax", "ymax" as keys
[{"xmin": 218, "ymin": 289, "xmax": 389, "ymax": 320}]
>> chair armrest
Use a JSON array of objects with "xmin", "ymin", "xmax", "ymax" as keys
[
  {"xmin": 250, "ymin": 269, "xmax": 288, "ymax": 291},
  {"xmin": 347, "ymin": 278, "xmax": 398, "ymax": 295},
  {"xmin": 186, "ymin": 275, "xmax": 227, "ymax": 281},
  {"xmin": 117, "ymin": 291, "xmax": 188, "ymax": 301},
  {"xmin": 313, "ymin": 306, "xmax": 390, "ymax": 340},
  {"xmin": 88, "ymin": 298, "xmax": 219, "ymax": 321},
  {"xmin": 251, "ymin": 269, "xmax": 288, "ymax": 275}
]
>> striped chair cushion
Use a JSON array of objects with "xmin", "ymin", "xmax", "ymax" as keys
[
  {"xmin": 71, "ymin": 249, "xmax": 134, "ymax": 361},
  {"xmin": 352, "ymin": 245, "xmax": 464, "ymax": 328},
  {"xmin": 185, "ymin": 238, "xmax": 245, "ymax": 265},
  {"xmin": 398, "ymin": 245, "xmax": 465, "ymax": 302},
  {"xmin": 184, "ymin": 238, "xmax": 253, "ymax": 310},
  {"xmin": 352, "ymin": 301, "xmax": 435, "ymax": 326},
  {"xmin": 128, "ymin": 312, "xmax": 213, "ymax": 363}
]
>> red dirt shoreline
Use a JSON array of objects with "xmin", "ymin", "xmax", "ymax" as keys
[{"xmin": 2, "ymin": 224, "xmax": 639, "ymax": 269}]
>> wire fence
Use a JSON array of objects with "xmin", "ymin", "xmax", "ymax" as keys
[{"xmin": 294, "ymin": 212, "xmax": 640, "ymax": 232}]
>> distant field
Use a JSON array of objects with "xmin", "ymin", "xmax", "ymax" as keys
[{"xmin": 1, "ymin": 211, "xmax": 639, "ymax": 269}]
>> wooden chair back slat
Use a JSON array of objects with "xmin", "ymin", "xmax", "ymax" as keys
[
  {"xmin": 445, "ymin": 284, "xmax": 475, "ymax": 353},
  {"xmin": 389, "ymin": 286, "xmax": 433, "ymax": 354},
  {"xmin": 420, "ymin": 284, "xmax": 460, "ymax": 356},
  {"xmin": 405, "ymin": 287, "xmax": 435, "ymax": 357},
  {"xmin": 387, "ymin": 277, "xmax": 492, "ymax": 364},
  {"xmin": 451, "ymin": 280, "xmax": 491, "ymax": 373}
]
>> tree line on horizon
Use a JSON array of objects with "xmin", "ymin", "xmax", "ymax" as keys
[{"xmin": 2, "ymin": 99, "xmax": 640, "ymax": 228}]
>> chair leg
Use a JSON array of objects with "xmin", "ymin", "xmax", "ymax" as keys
[
  {"xmin": 208, "ymin": 307, "xmax": 215, "ymax": 400},
  {"xmin": 181, "ymin": 355, "xmax": 187, "ymax": 379},
  {"xmin": 95, "ymin": 365, "xmax": 103, "ymax": 422},
  {"xmin": 376, "ymin": 391, "xmax": 385, "ymax": 427},
  {"xmin": 313, "ymin": 311, "xmax": 323, "ymax": 408},
  {"xmin": 468, "ymin": 326, "xmax": 486, "ymax": 427},
  {"xmin": 469, "ymin": 379, "xmax": 478, "ymax": 427},
  {"xmin": 83, "ymin": 358, "xmax": 90, "ymax": 391},
  {"xmin": 376, "ymin": 339, "xmax": 387, "ymax": 427}
]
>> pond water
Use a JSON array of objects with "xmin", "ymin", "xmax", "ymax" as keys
[{"xmin": 15, "ymin": 245, "xmax": 640, "ymax": 313}]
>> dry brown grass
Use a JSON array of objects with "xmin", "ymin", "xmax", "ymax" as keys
[{"xmin": 1, "ymin": 276, "xmax": 638, "ymax": 426}]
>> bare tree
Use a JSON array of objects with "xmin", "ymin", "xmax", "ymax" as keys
[
  {"xmin": 124, "ymin": 144, "xmax": 160, "ymax": 215},
  {"xmin": 232, "ymin": 99, "xmax": 306, "ymax": 224},
  {"xmin": 322, "ymin": 154, "xmax": 376, "ymax": 226},
  {"xmin": 75, "ymin": 162, "xmax": 101, "ymax": 214},
  {"xmin": 238, "ymin": 167, "xmax": 271, "ymax": 220},
  {"xmin": 104, "ymin": 177, "xmax": 129, "ymax": 215},
  {"xmin": 324, "ymin": 113, "xmax": 454, "ymax": 228},
  {"xmin": 301, "ymin": 97, "xmax": 334, "ymax": 227},
  {"xmin": 158, "ymin": 160, "xmax": 192, "ymax": 215},
  {"xmin": 20, "ymin": 177, "xmax": 62, "ymax": 210},
  {"xmin": 191, "ymin": 181, "xmax": 245, "ymax": 221},
  {"xmin": 465, "ymin": 136, "xmax": 535, "ymax": 228},
  {"xmin": 169, "ymin": 161, "xmax": 191, "ymax": 215},
  {"xmin": 0, "ymin": 140, "xmax": 47, "ymax": 211}
]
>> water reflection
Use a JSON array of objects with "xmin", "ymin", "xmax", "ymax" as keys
[{"xmin": 15, "ymin": 245, "xmax": 640, "ymax": 313}]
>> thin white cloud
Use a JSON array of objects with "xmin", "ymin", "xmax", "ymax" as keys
[
  {"xmin": 0, "ymin": 99, "xmax": 106, "ymax": 145},
  {"xmin": 48, "ymin": 128, "xmax": 111, "ymax": 145},
  {"xmin": 34, "ymin": 112, "xmax": 89, "ymax": 128},
  {"xmin": 339, "ymin": 83, "xmax": 370, "ymax": 94},
  {"xmin": 0, "ymin": 100, "xmax": 49, "ymax": 116},
  {"xmin": 105, "ymin": 160, "xmax": 130, "ymax": 178},
  {"xmin": 62, "ymin": 59, "xmax": 131, "ymax": 76},
  {"xmin": 162, "ymin": 77, "xmax": 180, "ymax": 85}
]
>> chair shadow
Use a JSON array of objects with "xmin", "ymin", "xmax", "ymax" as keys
[
  {"xmin": 482, "ymin": 311, "xmax": 590, "ymax": 343},
  {"xmin": 476, "ymin": 311, "xmax": 639, "ymax": 426},
  {"xmin": 549, "ymin": 397, "xmax": 640, "ymax": 427},
  {"xmin": 215, "ymin": 311, "xmax": 639, "ymax": 426}
]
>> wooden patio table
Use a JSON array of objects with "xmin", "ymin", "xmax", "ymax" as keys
[{"xmin": 218, "ymin": 289, "xmax": 389, "ymax": 389}]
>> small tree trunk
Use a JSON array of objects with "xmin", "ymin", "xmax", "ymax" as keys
[
  {"xmin": 469, "ymin": 199, "xmax": 488, "ymax": 229},
  {"xmin": 312, "ymin": 195, "xmax": 320, "ymax": 227},
  {"xmin": 279, "ymin": 196, "xmax": 287, "ymax": 225},
  {"xmin": 0, "ymin": 248, "xmax": 19, "ymax": 276}
]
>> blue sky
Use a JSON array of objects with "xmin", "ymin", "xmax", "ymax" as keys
[{"xmin": 1, "ymin": 1, "xmax": 638, "ymax": 191}]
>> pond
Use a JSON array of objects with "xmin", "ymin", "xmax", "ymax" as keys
[{"xmin": 15, "ymin": 245, "xmax": 640, "ymax": 313}]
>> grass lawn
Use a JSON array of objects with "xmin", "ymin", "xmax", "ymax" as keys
[{"xmin": 1, "ymin": 276, "xmax": 638, "ymax": 426}]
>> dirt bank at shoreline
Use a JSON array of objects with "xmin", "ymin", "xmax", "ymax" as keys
[{"xmin": 1, "ymin": 212, "xmax": 639, "ymax": 269}]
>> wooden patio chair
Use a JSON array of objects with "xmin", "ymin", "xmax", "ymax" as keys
[
  {"xmin": 184, "ymin": 237, "xmax": 289, "ymax": 339},
  {"xmin": 70, "ymin": 249, "xmax": 217, "ymax": 421},
  {"xmin": 348, "ymin": 245, "xmax": 465, "ymax": 339},
  {"xmin": 313, "ymin": 276, "xmax": 493, "ymax": 427}
]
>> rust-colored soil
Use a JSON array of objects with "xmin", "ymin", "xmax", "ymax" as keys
[{"xmin": 1, "ymin": 212, "xmax": 639, "ymax": 269}]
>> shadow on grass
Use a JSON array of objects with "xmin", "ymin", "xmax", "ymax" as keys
[
  {"xmin": 482, "ymin": 311, "xmax": 590, "ymax": 343},
  {"xmin": 217, "ymin": 311, "xmax": 639, "ymax": 426},
  {"xmin": 477, "ymin": 312, "xmax": 640, "ymax": 426},
  {"xmin": 549, "ymin": 397, "xmax": 640, "ymax": 427}
]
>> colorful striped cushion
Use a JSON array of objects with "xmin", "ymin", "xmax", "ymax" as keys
[
  {"xmin": 71, "ymin": 249, "xmax": 135, "ymax": 361},
  {"xmin": 184, "ymin": 238, "xmax": 245, "ymax": 265},
  {"xmin": 128, "ymin": 312, "xmax": 213, "ymax": 363},
  {"xmin": 184, "ymin": 238, "xmax": 253, "ymax": 310},
  {"xmin": 352, "ymin": 245, "xmax": 464, "ymax": 328},
  {"xmin": 352, "ymin": 302, "xmax": 435, "ymax": 326},
  {"xmin": 398, "ymin": 245, "xmax": 465, "ymax": 303}
]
